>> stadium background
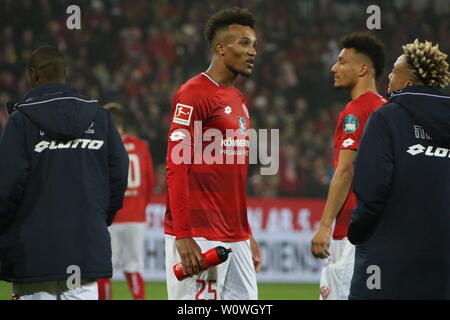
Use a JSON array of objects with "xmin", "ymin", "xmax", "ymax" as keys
[{"xmin": 0, "ymin": 0, "xmax": 449, "ymax": 299}]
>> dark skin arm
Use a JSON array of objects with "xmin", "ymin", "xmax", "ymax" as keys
[{"xmin": 176, "ymin": 238, "xmax": 205, "ymax": 277}]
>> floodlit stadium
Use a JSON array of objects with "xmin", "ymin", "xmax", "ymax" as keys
[{"xmin": 0, "ymin": 0, "xmax": 449, "ymax": 302}]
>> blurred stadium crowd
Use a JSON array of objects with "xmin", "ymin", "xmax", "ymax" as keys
[{"xmin": 1, "ymin": 0, "xmax": 449, "ymax": 198}]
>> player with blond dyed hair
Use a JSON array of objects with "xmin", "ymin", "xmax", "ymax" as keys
[
  {"xmin": 348, "ymin": 39, "xmax": 450, "ymax": 299},
  {"xmin": 388, "ymin": 39, "xmax": 450, "ymax": 92}
]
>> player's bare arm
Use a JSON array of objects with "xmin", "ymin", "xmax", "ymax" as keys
[
  {"xmin": 311, "ymin": 149, "xmax": 356, "ymax": 259},
  {"xmin": 249, "ymin": 234, "xmax": 262, "ymax": 273},
  {"xmin": 175, "ymin": 238, "xmax": 205, "ymax": 277}
]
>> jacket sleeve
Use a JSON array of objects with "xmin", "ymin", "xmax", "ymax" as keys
[
  {"xmin": 0, "ymin": 114, "xmax": 29, "ymax": 233},
  {"xmin": 106, "ymin": 113, "xmax": 129, "ymax": 226},
  {"xmin": 348, "ymin": 110, "xmax": 394, "ymax": 245}
]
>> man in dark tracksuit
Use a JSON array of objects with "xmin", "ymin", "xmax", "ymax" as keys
[
  {"xmin": 348, "ymin": 39, "xmax": 450, "ymax": 299},
  {"xmin": 0, "ymin": 46, "xmax": 129, "ymax": 299}
]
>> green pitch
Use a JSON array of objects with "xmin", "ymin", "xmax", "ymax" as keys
[{"xmin": 0, "ymin": 281, "xmax": 318, "ymax": 300}]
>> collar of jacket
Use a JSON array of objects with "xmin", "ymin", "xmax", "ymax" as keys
[
  {"xmin": 387, "ymin": 85, "xmax": 444, "ymax": 99},
  {"xmin": 7, "ymin": 83, "xmax": 79, "ymax": 114},
  {"xmin": 23, "ymin": 83, "xmax": 78, "ymax": 100}
]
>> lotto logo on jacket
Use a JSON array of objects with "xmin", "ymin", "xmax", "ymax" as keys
[
  {"xmin": 407, "ymin": 144, "xmax": 450, "ymax": 158},
  {"xmin": 34, "ymin": 139, "xmax": 104, "ymax": 153}
]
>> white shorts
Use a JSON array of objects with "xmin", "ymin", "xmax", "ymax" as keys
[
  {"xmin": 109, "ymin": 222, "xmax": 145, "ymax": 273},
  {"xmin": 165, "ymin": 235, "xmax": 258, "ymax": 300},
  {"xmin": 319, "ymin": 237, "xmax": 355, "ymax": 300},
  {"xmin": 12, "ymin": 280, "xmax": 98, "ymax": 300}
]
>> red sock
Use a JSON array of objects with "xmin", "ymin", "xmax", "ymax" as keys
[
  {"xmin": 125, "ymin": 272, "xmax": 145, "ymax": 300},
  {"xmin": 97, "ymin": 278, "xmax": 112, "ymax": 300}
]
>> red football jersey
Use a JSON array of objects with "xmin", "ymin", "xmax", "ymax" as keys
[
  {"xmin": 113, "ymin": 134, "xmax": 154, "ymax": 223},
  {"xmin": 332, "ymin": 91, "xmax": 387, "ymax": 240},
  {"xmin": 164, "ymin": 73, "xmax": 252, "ymax": 241}
]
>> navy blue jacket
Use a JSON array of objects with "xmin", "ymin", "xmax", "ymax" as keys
[
  {"xmin": 0, "ymin": 83, "xmax": 129, "ymax": 283},
  {"xmin": 348, "ymin": 86, "xmax": 450, "ymax": 299}
]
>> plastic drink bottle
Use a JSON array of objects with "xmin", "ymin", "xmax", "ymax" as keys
[{"xmin": 173, "ymin": 246, "xmax": 232, "ymax": 281}]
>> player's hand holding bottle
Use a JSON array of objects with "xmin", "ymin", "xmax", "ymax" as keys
[{"xmin": 176, "ymin": 238, "xmax": 205, "ymax": 277}]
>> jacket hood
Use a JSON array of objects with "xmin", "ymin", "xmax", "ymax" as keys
[
  {"xmin": 389, "ymin": 85, "xmax": 450, "ymax": 148},
  {"xmin": 9, "ymin": 83, "xmax": 100, "ymax": 141}
]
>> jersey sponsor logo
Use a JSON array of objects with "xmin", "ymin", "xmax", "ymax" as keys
[
  {"xmin": 221, "ymin": 138, "xmax": 249, "ymax": 147},
  {"xmin": 342, "ymin": 138, "xmax": 355, "ymax": 148},
  {"xmin": 34, "ymin": 139, "xmax": 104, "ymax": 153},
  {"xmin": 224, "ymin": 106, "xmax": 232, "ymax": 114},
  {"xmin": 173, "ymin": 103, "xmax": 193, "ymax": 126},
  {"xmin": 238, "ymin": 117, "xmax": 247, "ymax": 134},
  {"xmin": 242, "ymin": 103, "xmax": 249, "ymax": 118},
  {"xmin": 168, "ymin": 120, "xmax": 279, "ymax": 175},
  {"xmin": 170, "ymin": 130, "xmax": 186, "ymax": 141},
  {"xmin": 343, "ymin": 114, "xmax": 359, "ymax": 133},
  {"xmin": 407, "ymin": 144, "xmax": 450, "ymax": 158}
]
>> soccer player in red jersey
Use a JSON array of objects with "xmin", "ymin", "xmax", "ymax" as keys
[
  {"xmin": 98, "ymin": 103, "xmax": 154, "ymax": 300},
  {"xmin": 310, "ymin": 33, "xmax": 387, "ymax": 300},
  {"xmin": 164, "ymin": 7, "xmax": 261, "ymax": 300}
]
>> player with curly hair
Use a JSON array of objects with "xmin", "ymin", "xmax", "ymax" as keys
[
  {"xmin": 164, "ymin": 7, "xmax": 261, "ymax": 300},
  {"xmin": 388, "ymin": 38, "xmax": 450, "ymax": 92},
  {"xmin": 348, "ymin": 39, "xmax": 450, "ymax": 299}
]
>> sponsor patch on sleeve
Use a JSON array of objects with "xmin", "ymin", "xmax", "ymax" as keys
[
  {"xmin": 343, "ymin": 114, "xmax": 359, "ymax": 133},
  {"xmin": 173, "ymin": 103, "xmax": 194, "ymax": 126},
  {"xmin": 169, "ymin": 130, "xmax": 186, "ymax": 142},
  {"xmin": 342, "ymin": 138, "xmax": 355, "ymax": 148}
]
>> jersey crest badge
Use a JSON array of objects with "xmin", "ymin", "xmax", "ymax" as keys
[{"xmin": 173, "ymin": 104, "xmax": 193, "ymax": 126}]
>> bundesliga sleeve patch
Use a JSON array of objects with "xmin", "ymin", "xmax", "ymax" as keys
[
  {"xmin": 173, "ymin": 103, "xmax": 194, "ymax": 126},
  {"xmin": 343, "ymin": 114, "xmax": 359, "ymax": 133}
]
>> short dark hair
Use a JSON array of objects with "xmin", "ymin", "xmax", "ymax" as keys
[
  {"xmin": 340, "ymin": 32, "xmax": 386, "ymax": 79},
  {"xmin": 204, "ymin": 7, "xmax": 255, "ymax": 46},
  {"xmin": 28, "ymin": 45, "xmax": 65, "ymax": 81},
  {"xmin": 104, "ymin": 102, "xmax": 125, "ymax": 128}
]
